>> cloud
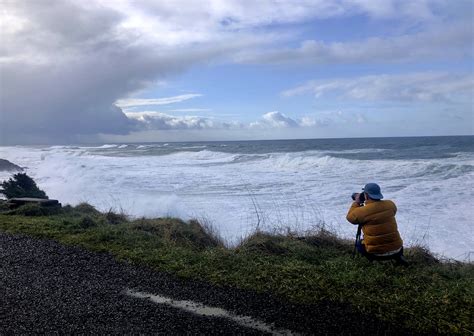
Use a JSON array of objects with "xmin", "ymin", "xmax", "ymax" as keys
[
  {"xmin": 300, "ymin": 110, "xmax": 369, "ymax": 128},
  {"xmin": 299, "ymin": 116, "xmax": 318, "ymax": 127},
  {"xmin": 250, "ymin": 110, "xmax": 369, "ymax": 129},
  {"xmin": 235, "ymin": 22, "xmax": 473, "ymax": 64},
  {"xmin": 170, "ymin": 108, "xmax": 212, "ymax": 112},
  {"xmin": 283, "ymin": 72, "xmax": 474, "ymax": 103},
  {"xmin": 0, "ymin": 1, "xmax": 274, "ymax": 144},
  {"xmin": 0, "ymin": 0, "xmax": 471, "ymax": 144},
  {"xmin": 125, "ymin": 111, "xmax": 240, "ymax": 130},
  {"xmin": 121, "ymin": 0, "xmax": 464, "ymax": 33},
  {"xmin": 116, "ymin": 94, "xmax": 202, "ymax": 109},
  {"xmin": 250, "ymin": 111, "xmax": 299, "ymax": 129},
  {"xmin": 248, "ymin": 111, "xmax": 330, "ymax": 129},
  {"xmin": 125, "ymin": 110, "xmax": 327, "ymax": 131}
]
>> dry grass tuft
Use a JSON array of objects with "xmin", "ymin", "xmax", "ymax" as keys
[
  {"xmin": 405, "ymin": 245, "xmax": 439, "ymax": 264},
  {"xmin": 131, "ymin": 217, "xmax": 224, "ymax": 249},
  {"xmin": 237, "ymin": 232, "xmax": 291, "ymax": 255}
]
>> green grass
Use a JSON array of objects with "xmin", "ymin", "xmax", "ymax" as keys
[{"xmin": 0, "ymin": 202, "xmax": 472, "ymax": 334}]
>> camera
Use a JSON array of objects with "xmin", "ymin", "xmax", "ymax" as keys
[{"xmin": 351, "ymin": 192, "xmax": 365, "ymax": 203}]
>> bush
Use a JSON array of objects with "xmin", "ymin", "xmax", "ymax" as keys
[
  {"xmin": 405, "ymin": 245, "xmax": 439, "ymax": 264},
  {"xmin": 105, "ymin": 210, "xmax": 128, "ymax": 224},
  {"xmin": 237, "ymin": 232, "xmax": 290, "ymax": 255},
  {"xmin": 7, "ymin": 203, "xmax": 60, "ymax": 216},
  {"xmin": 299, "ymin": 228, "xmax": 351, "ymax": 251},
  {"xmin": 0, "ymin": 173, "xmax": 48, "ymax": 199},
  {"xmin": 132, "ymin": 218, "xmax": 224, "ymax": 249},
  {"xmin": 79, "ymin": 216, "xmax": 98, "ymax": 229},
  {"xmin": 0, "ymin": 201, "xmax": 9, "ymax": 213},
  {"xmin": 73, "ymin": 203, "xmax": 101, "ymax": 215},
  {"xmin": 186, "ymin": 219, "xmax": 224, "ymax": 249}
]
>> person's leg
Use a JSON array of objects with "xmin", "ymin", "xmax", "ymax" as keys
[
  {"xmin": 394, "ymin": 248, "xmax": 409, "ymax": 267},
  {"xmin": 355, "ymin": 240, "xmax": 374, "ymax": 261},
  {"xmin": 372, "ymin": 247, "xmax": 409, "ymax": 266},
  {"xmin": 355, "ymin": 240, "xmax": 365, "ymax": 254}
]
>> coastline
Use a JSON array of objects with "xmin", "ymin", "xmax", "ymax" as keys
[
  {"xmin": 1, "ymin": 136, "xmax": 473, "ymax": 260},
  {"xmin": 0, "ymin": 231, "xmax": 407, "ymax": 335},
  {"xmin": 0, "ymin": 202, "xmax": 472, "ymax": 334}
]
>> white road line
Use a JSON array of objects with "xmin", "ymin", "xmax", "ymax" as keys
[{"xmin": 125, "ymin": 289, "xmax": 300, "ymax": 336}]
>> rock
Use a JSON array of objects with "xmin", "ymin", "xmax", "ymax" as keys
[
  {"xmin": 7, "ymin": 197, "xmax": 61, "ymax": 209},
  {"xmin": 0, "ymin": 159, "xmax": 23, "ymax": 172}
]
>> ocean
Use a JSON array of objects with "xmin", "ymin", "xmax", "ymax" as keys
[{"xmin": 1, "ymin": 136, "xmax": 473, "ymax": 260}]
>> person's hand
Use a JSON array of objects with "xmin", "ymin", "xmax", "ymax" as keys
[{"xmin": 354, "ymin": 193, "xmax": 362, "ymax": 204}]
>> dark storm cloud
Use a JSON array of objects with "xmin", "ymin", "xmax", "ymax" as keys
[
  {"xmin": 1, "ymin": 1, "xmax": 471, "ymax": 144},
  {"xmin": 0, "ymin": 1, "xmax": 229, "ymax": 144},
  {"xmin": 2, "ymin": 2, "xmax": 133, "ymax": 143}
]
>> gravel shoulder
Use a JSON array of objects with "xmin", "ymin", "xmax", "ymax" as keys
[{"xmin": 0, "ymin": 232, "xmax": 407, "ymax": 335}]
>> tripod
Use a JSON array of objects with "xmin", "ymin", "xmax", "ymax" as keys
[{"xmin": 352, "ymin": 225, "xmax": 362, "ymax": 258}]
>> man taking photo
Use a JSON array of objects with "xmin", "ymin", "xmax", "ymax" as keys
[{"xmin": 347, "ymin": 183, "xmax": 408, "ymax": 266}]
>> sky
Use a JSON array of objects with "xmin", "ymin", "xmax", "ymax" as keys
[{"xmin": 0, "ymin": 0, "xmax": 473, "ymax": 144}]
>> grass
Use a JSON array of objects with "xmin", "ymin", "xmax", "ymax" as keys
[{"xmin": 0, "ymin": 202, "xmax": 472, "ymax": 334}]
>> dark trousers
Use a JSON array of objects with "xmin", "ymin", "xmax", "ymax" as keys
[{"xmin": 356, "ymin": 241, "xmax": 408, "ymax": 266}]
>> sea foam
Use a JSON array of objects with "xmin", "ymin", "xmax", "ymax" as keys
[{"xmin": 0, "ymin": 140, "xmax": 472, "ymax": 260}]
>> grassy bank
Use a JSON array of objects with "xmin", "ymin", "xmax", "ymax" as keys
[{"xmin": 0, "ymin": 203, "xmax": 472, "ymax": 334}]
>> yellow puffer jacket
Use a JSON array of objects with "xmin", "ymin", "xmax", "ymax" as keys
[{"xmin": 346, "ymin": 199, "xmax": 403, "ymax": 254}]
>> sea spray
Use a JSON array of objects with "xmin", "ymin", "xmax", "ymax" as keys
[{"xmin": 0, "ymin": 136, "xmax": 472, "ymax": 259}]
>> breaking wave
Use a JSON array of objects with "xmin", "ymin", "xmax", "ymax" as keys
[{"xmin": 0, "ymin": 137, "xmax": 473, "ymax": 259}]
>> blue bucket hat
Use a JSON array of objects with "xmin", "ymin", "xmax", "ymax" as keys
[{"xmin": 363, "ymin": 183, "xmax": 384, "ymax": 200}]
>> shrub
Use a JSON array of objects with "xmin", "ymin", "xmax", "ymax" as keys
[
  {"xmin": 132, "ymin": 218, "xmax": 224, "ymax": 249},
  {"xmin": 105, "ymin": 210, "xmax": 128, "ymax": 224},
  {"xmin": 405, "ymin": 245, "xmax": 439, "ymax": 264},
  {"xmin": 237, "ymin": 232, "xmax": 290, "ymax": 255},
  {"xmin": 299, "ymin": 228, "xmax": 351, "ymax": 251},
  {"xmin": 73, "ymin": 203, "xmax": 101, "ymax": 215},
  {"xmin": 186, "ymin": 219, "xmax": 224, "ymax": 249},
  {"xmin": 79, "ymin": 216, "xmax": 98, "ymax": 229},
  {"xmin": 0, "ymin": 173, "xmax": 48, "ymax": 199},
  {"xmin": 7, "ymin": 203, "xmax": 60, "ymax": 216},
  {"xmin": 61, "ymin": 205, "xmax": 74, "ymax": 213},
  {"xmin": 0, "ymin": 201, "xmax": 9, "ymax": 213}
]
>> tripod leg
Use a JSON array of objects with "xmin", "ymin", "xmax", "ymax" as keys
[{"xmin": 395, "ymin": 255, "xmax": 409, "ymax": 267}]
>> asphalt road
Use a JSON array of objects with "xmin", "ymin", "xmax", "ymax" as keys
[{"xmin": 0, "ymin": 232, "xmax": 406, "ymax": 335}]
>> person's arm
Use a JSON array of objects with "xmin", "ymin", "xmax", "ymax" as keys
[
  {"xmin": 388, "ymin": 200, "xmax": 397, "ymax": 215},
  {"xmin": 346, "ymin": 202, "xmax": 363, "ymax": 224}
]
